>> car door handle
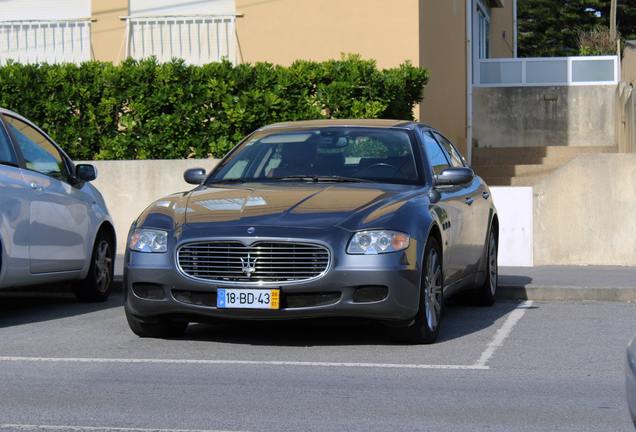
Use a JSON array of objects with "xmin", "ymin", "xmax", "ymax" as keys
[
  {"xmin": 465, "ymin": 197, "xmax": 474, "ymax": 206},
  {"xmin": 30, "ymin": 181, "xmax": 43, "ymax": 193},
  {"xmin": 482, "ymin": 191, "xmax": 490, "ymax": 199}
]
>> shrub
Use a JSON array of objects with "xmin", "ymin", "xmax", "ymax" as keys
[{"xmin": 0, "ymin": 54, "xmax": 429, "ymax": 160}]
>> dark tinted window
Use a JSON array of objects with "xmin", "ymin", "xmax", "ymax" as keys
[
  {"xmin": 422, "ymin": 131, "xmax": 450, "ymax": 175},
  {"xmin": 434, "ymin": 133, "xmax": 465, "ymax": 168},
  {"xmin": 210, "ymin": 127, "xmax": 423, "ymax": 185}
]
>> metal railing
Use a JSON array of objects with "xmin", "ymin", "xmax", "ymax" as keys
[
  {"xmin": 123, "ymin": 15, "xmax": 237, "ymax": 65},
  {"xmin": 0, "ymin": 20, "xmax": 92, "ymax": 64},
  {"xmin": 476, "ymin": 56, "xmax": 619, "ymax": 87}
]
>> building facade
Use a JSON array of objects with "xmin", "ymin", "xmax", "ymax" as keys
[{"xmin": 0, "ymin": 0, "xmax": 516, "ymax": 157}]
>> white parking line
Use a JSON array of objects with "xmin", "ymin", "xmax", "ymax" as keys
[
  {"xmin": 0, "ymin": 301, "xmax": 533, "ymax": 372},
  {"xmin": 474, "ymin": 300, "xmax": 534, "ymax": 368},
  {"xmin": 0, "ymin": 356, "xmax": 488, "ymax": 370},
  {"xmin": 0, "ymin": 425, "xmax": 242, "ymax": 432}
]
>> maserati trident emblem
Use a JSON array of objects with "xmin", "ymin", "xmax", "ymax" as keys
[{"xmin": 240, "ymin": 253, "xmax": 257, "ymax": 278}]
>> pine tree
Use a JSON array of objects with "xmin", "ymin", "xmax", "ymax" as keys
[{"xmin": 518, "ymin": 0, "xmax": 636, "ymax": 57}]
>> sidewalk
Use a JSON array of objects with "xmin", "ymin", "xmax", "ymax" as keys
[
  {"xmin": 499, "ymin": 265, "xmax": 636, "ymax": 302},
  {"xmin": 114, "ymin": 255, "xmax": 636, "ymax": 302}
]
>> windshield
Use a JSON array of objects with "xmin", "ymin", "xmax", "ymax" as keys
[{"xmin": 207, "ymin": 127, "xmax": 423, "ymax": 186}]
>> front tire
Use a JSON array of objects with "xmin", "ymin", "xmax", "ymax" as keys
[
  {"xmin": 73, "ymin": 231, "xmax": 114, "ymax": 302},
  {"xmin": 390, "ymin": 237, "xmax": 444, "ymax": 344},
  {"xmin": 125, "ymin": 309, "xmax": 189, "ymax": 338}
]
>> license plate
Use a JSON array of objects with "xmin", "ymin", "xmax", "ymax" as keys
[{"xmin": 217, "ymin": 289, "xmax": 280, "ymax": 309}]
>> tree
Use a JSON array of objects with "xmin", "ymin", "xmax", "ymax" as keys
[{"xmin": 518, "ymin": 0, "xmax": 636, "ymax": 57}]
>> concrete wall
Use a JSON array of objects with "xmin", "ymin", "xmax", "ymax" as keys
[
  {"xmin": 473, "ymin": 85, "xmax": 617, "ymax": 148},
  {"xmin": 89, "ymin": 155, "xmax": 636, "ymax": 267},
  {"xmin": 83, "ymin": 159, "xmax": 219, "ymax": 254},
  {"xmin": 533, "ymin": 153, "xmax": 636, "ymax": 266},
  {"xmin": 84, "ymin": 159, "xmax": 536, "ymax": 266}
]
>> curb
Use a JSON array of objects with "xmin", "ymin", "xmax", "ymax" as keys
[{"xmin": 497, "ymin": 284, "xmax": 636, "ymax": 302}]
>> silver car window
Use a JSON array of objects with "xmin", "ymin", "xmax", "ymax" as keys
[
  {"xmin": 0, "ymin": 121, "xmax": 18, "ymax": 166},
  {"xmin": 5, "ymin": 117, "xmax": 69, "ymax": 182}
]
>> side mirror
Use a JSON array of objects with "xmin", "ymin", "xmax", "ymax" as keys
[
  {"xmin": 76, "ymin": 164, "xmax": 97, "ymax": 182},
  {"xmin": 435, "ymin": 167, "xmax": 474, "ymax": 186},
  {"xmin": 184, "ymin": 168, "xmax": 206, "ymax": 185}
]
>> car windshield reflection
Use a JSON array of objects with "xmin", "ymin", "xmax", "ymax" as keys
[{"xmin": 207, "ymin": 127, "xmax": 423, "ymax": 186}]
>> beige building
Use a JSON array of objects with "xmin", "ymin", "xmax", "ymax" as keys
[{"xmin": 1, "ymin": 0, "xmax": 516, "ymax": 158}]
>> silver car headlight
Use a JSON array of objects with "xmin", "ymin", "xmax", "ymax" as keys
[
  {"xmin": 347, "ymin": 230, "xmax": 410, "ymax": 255},
  {"xmin": 128, "ymin": 228, "xmax": 168, "ymax": 253}
]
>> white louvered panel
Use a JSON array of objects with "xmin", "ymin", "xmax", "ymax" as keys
[
  {"xmin": 127, "ymin": 16, "xmax": 236, "ymax": 65},
  {"xmin": 1, "ymin": 0, "xmax": 91, "ymax": 20},
  {"xmin": 130, "ymin": 0, "xmax": 235, "ymax": 17},
  {"xmin": 0, "ymin": 21, "xmax": 92, "ymax": 64}
]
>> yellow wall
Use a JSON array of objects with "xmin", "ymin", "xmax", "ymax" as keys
[
  {"xmin": 88, "ymin": 0, "xmax": 515, "ymax": 157},
  {"xmin": 490, "ymin": 0, "xmax": 515, "ymax": 58},
  {"xmin": 91, "ymin": 0, "xmax": 128, "ymax": 64},
  {"xmin": 235, "ymin": 0, "xmax": 420, "ymax": 70},
  {"xmin": 418, "ymin": 0, "xmax": 468, "ymax": 154}
]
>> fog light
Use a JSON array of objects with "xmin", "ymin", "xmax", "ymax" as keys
[
  {"xmin": 132, "ymin": 283, "xmax": 165, "ymax": 300},
  {"xmin": 353, "ymin": 286, "xmax": 389, "ymax": 303}
]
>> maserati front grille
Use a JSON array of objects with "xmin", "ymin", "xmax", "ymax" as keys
[{"xmin": 177, "ymin": 241, "xmax": 330, "ymax": 283}]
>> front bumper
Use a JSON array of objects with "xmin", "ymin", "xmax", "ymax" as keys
[{"xmin": 123, "ymin": 228, "xmax": 423, "ymax": 324}]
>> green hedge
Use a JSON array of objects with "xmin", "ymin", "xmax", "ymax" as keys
[{"xmin": 0, "ymin": 54, "xmax": 429, "ymax": 160}]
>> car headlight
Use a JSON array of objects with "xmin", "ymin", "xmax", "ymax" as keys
[
  {"xmin": 128, "ymin": 228, "xmax": 168, "ymax": 253},
  {"xmin": 347, "ymin": 230, "xmax": 410, "ymax": 255}
]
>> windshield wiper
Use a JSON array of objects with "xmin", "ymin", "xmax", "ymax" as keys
[
  {"xmin": 268, "ymin": 175, "xmax": 373, "ymax": 183},
  {"xmin": 206, "ymin": 178, "xmax": 249, "ymax": 185}
]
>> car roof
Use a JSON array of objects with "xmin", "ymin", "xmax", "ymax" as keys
[{"xmin": 260, "ymin": 119, "xmax": 428, "ymax": 130}]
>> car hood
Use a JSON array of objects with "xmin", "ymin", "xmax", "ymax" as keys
[{"xmin": 181, "ymin": 183, "xmax": 427, "ymax": 230}]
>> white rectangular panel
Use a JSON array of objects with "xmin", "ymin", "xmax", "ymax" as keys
[
  {"xmin": 1, "ymin": 0, "xmax": 90, "ymax": 20},
  {"xmin": 130, "ymin": 0, "xmax": 235, "ymax": 16}
]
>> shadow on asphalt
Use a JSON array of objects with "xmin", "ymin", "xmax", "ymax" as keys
[
  {"xmin": 0, "ymin": 284, "xmax": 526, "ymax": 346},
  {"xmin": 0, "ymin": 283, "xmax": 123, "ymax": 329},
  {"xmin": 173, "ymin": 299, "xmax": 525, "ymax": 347}
]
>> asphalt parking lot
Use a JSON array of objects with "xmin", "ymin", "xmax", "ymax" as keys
[{"xmin": 0, "ymin": 290, "xmax": 634, "ymax": 431}]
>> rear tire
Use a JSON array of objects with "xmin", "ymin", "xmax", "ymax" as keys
[
  {"xmin": 474, "ymin": 227, "xmax": 498, "ymax": 306},
  {"xmin": 73, "ymin": 231, "xmax": 114, "ymax": 302},
  {"xmin": 390, "ymin": 237, "xmax": 444, "ymax": 344},
  {"xmin": 125, "ymin": 309, "xmax": 188, "ymax": 338}
]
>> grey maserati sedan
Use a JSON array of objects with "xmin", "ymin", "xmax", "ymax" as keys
[
  {"xmin": 0, "ymin": 108, "xmax": 116, "ymax": 301},
  {"xmin": 124, "ymin": 119, "xmax": 498, "ymax": 343}
]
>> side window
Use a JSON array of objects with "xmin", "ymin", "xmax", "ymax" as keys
[
  {"xmin": 434, "ymin": 133, "xmax": 465, "ymax": 168},
  {"xmin": 0, "ymin": 121, "xmax": 19, "ymax": 166},
  {"xmin": 5, "ymin": 116, "xmax": 69, "ymax": 182},
  {"xmin": 422, "ymin": 131, "xmax": 450, "ymax": 175}
]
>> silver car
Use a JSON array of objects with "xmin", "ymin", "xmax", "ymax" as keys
[
  {"xmin": 124, "ymin": 119, "xmax": 498, "ymax": 343},
  {"xmin": 627, "ymin": 333, "xmax": 636, "ymax": 427},
  {"xmin": 0, "ymin": 108, "xmax": 116, "ymax": 301}
]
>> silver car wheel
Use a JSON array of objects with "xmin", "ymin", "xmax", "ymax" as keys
[
  {"xmin": 488, "ymin": 231, "xmax": 498, "ymax": 296},
  {"xmin": 424, "ymin": 247, "xmax": 442, "ymax": 331},
  {"xmin": 95, "ymin": 240, "xmax": 113, "ymax": 293}
]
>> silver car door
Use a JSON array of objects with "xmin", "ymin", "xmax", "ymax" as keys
[
  {"xmin": 0, "ymin": 119, "xmax": 31, "ymax": 284},
  {"xmin": 4, "ymin": 116, "xmax": 90, "ymax": 274}
]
